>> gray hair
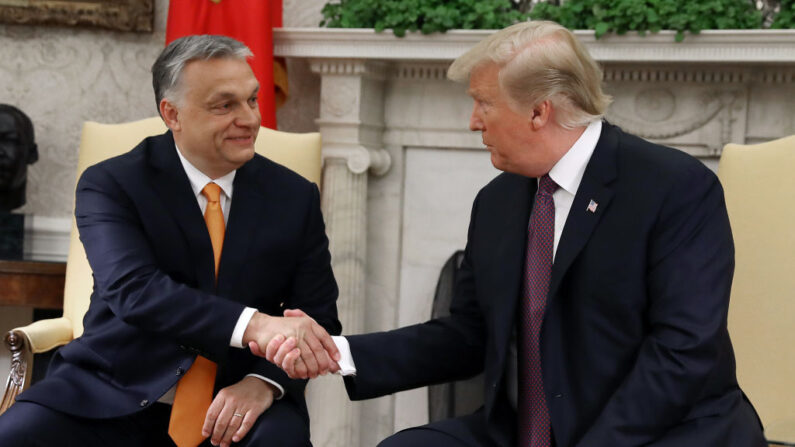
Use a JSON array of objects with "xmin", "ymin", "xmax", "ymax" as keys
[
  {"xmin": 151, "ymin": 35, "xmax": 253, "ymax": 111},
  {"xmin": 448, "ymin": 21, "xmax": 611, "ymax": 129}
]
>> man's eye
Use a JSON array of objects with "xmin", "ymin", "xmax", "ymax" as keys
[
  {"xmin": 248, "ymin": 97, "xmax": 258, "ymax": 105},
  {"xmin": 212, "ymin": 103, "xmax": 231, "ymax": 113}
]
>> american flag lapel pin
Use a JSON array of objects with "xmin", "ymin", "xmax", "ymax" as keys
[{"xmin": 587, "ymin": 199, "xmax": 598, "ymax": 213}]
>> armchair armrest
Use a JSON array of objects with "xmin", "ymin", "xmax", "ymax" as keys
[
  {"xmin": 14, "ymin": 317, "xmax": 74, "ymax": 353},
  {"xmin": 0, "ymin": 317, "xmax": 74, "ymax": 416},
  {"xmin": 767, "ymin": 421, "xmax": 795, "ymax": 446}
]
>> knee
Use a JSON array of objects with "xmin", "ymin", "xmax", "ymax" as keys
[
  {"xmin": 377, "ymin": 429, "xmax": 428, "ymax": 447},
  {"xmin": 0, "ymin": 405, "xmax": 38, "ymax": 446},
  {"xmin": 377, "ymin": 434, "xmax": 403, "ymax": 447},
  {"xmin": 241, "ymin": 402, "xmax": 310, "ymax": 447},
  {"xmin": 245, "ymin": 423, "xmax": 309, "ymax": 447}
]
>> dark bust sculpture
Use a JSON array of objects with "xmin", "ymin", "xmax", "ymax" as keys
[{"xmin": 0, "ymin": 104, "xmax": 38, "ymax": 211}]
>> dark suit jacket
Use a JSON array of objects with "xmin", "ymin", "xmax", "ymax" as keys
[
  {"xmin": 344, "ymin": 123, "xmax": 764, "ymax": 446},
  {"xmin": 19, "ymin": 131, "xmax": 340, "ymax": 419}
]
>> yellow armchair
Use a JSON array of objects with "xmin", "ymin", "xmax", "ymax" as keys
[
  {"xmin": 1, "ymin": 117, "xmax": 321, "ymax": 415},
  {"xmin": 718, "ymin": 135, "xmax": 795, "ymax": 446}
]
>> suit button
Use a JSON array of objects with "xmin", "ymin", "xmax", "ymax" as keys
[
  {"xmin": 555, "ymin": 394, "xmax": 564, "ymax": 399},
  {"xmin": 178, "ymin": 345, "xmax": 187, "ymax": 350},
  {"xmin": 176, "ymin": 367, "xmax": 185, "ymax": 376},
  {"xmin": 140, "ymin": 399, "xmax": 149, "ymax": 407}
]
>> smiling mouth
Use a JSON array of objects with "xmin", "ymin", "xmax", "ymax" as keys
[{"xmin": 227, "ymin": 136, "xmax": 253, "ymax": 143}]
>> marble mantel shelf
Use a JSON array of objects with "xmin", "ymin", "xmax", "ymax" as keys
[{"xmin": 274, "ymin": 28, "xmax": 795, "ymax": 64}]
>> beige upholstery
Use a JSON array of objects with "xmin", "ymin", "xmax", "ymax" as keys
[
  {"xmin": 1, "ymin": 117, "xmax": 321, "ymax": 413},
  {"xmin": 718, "ymin": 135, "xmax": 795, "ymax": 445}
]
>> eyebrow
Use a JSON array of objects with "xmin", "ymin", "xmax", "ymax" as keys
[{"xmin": 208, "ymin": 85, "xmax": 260, "ymax": 103}]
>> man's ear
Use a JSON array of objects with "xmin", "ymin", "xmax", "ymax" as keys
[
  {"xmin": 529, "ymin": 100, "xmax": 552, "ymax": 130},
  {"xmin": 159, "ymin": 99, "xmax": 180, "ymax": 132}
]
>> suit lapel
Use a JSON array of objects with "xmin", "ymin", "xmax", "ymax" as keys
[
  {"xmin": 548, "ymin": 123, "xmax": 618, "ymax": 299},
  {"xmin": 216, "ymin": 158, "xmax": 265, "ymax": 296},
  {"xmin": 148, "ymin": 132, "xmax": 216, "ymax": 292}
]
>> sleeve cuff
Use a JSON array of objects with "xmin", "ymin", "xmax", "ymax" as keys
[
  {"xmin": 230, "ymin": 307, "xmax": 257, "ymax": 348},
  {"xmin": 245, "ymin": 374, "xmax": 285, "ymax": 400},
  {"xmin": 332, "ymin": 336, "xmax": 357, "ymax": 376}
]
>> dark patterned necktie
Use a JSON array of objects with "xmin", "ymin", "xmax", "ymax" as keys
[{"xmin": 518, "ymin": 174, "xmax": 558, "ymax": 447}]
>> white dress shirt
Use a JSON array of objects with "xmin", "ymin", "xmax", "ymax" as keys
[
  {"xmin": 158, "ymin": 145, "xmax": 284, "ymax": 403},
  {"xmin": 332, "ymin": 120, "xmax": 604, "ymax": 380}
]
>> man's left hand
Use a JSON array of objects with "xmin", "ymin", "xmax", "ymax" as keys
[{"xmin": 202, "ymin": 376, "xmax": 275, "ymax": 447}]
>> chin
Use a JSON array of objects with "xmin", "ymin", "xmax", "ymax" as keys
[{"xmin": 490, "ymin": 154, "xmax": 508, "ymax": 173}]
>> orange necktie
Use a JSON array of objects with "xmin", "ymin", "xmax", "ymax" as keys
[{"xmin": 168, "ymin": 182, "xmax": 225, "ymax": 447}]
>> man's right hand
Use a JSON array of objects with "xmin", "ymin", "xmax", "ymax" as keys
[{"xmin": 243, "ymin": 311, "xmax": 340, "ymax": 379}]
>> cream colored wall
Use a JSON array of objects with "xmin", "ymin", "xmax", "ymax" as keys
[{"xmin": 0, "ymin": 1, "xmax": 168, "ymax": 218}]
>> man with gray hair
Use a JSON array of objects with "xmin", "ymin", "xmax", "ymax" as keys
[
  {"xmin": 273, "ymin": 20, "xmax": 765, "ymax": 446},
  {"xmin": 0, "ymin": 35, "xmax": 341, "ymax": 446}
]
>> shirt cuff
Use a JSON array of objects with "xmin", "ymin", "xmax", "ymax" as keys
[
  {"xmin": 245, "ymin": 374, "xmax": 285, "ymax": 400},
  {"xmin": 332, "ymin": 336, "xmax": 357, "ymax": 376},
  {"xmin": 230, "ymin": 307, "xmax": 257, "ymax": 348}
]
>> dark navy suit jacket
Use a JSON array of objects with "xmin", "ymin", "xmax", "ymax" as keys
[
  {"xmin": 19, "ymin": 131, "xmax": 341, "ymax": 419},
  {"xmin": 344, "ymin": 123, "xmax": 764, "ymax": 446}
]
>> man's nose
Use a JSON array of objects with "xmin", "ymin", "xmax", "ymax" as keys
[
  {"xmin": 236, "ymin": 103, "xmax": 261, "ymax": 128},
  {"xmin": 469, "ymin": 104, "xmax": 483, "ymax": 131}
]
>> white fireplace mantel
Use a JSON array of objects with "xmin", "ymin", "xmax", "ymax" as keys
[{"xmin": 275, "ymin": 27, "xmax": 795, "ymax": 63}]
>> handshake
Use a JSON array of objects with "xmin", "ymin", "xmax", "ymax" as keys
[{"xmin": 242, "ymin": 309, "xmax": 340, "ymax": 379}]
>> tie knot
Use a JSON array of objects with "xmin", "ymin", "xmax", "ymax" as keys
[
  {"xmin": 202, "ymin": 182, "xmax": 222, "ymax": 202},
  {"xmin": 538, "ymin": 175, "xmax": 558, "ymax": 196}
]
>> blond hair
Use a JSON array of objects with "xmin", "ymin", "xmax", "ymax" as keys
[{"xmin": 448, "ymin": 20, "xmax": 611, "ymax": 129}]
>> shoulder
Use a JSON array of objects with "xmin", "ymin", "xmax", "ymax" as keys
[
  {"xmin": 480, "ymin": 171, "xmax": 528, "ymax": 197},
  {"xmin": 242, "ymin": 153, "xmax": 319, "ymax": 196},
  {"xmin": 607, "ymin": 123, "xmax": 717, "ymax": 190},
  {"xmin": 78, "ymin": 132, "xmax": 169, "ymax": 188},
  {"xmin": 81, "ymin": 132, "xmax": 168, "ymax": 177}
]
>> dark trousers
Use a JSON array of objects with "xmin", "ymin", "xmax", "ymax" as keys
[
  {"xmin": 379, "ymin": 410, "xmax": 496, "ymax": 447},
  {"xmin": 0, "ymin": 399, "xmax": 310, "ymax": 447}
]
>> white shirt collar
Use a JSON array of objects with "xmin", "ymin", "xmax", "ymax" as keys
[
  {"xmin": 174, "ymin": 144, "xmax": 236, "ymax": 200},
  {"xmin": 548, "ymin": 120, "xmax": 602, "ymax": 196}
]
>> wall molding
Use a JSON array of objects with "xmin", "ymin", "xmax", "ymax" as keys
[
  {"xmin": 275, "ymin": 28, "xmax": 795, "ymax": 64},
  {"xmin": 23, "ymin": 216, "xmax": 70, "ymax": 262}
]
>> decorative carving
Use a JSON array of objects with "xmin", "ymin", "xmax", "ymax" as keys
[
  {"xmin": 395, "ymin": 63, "xmax": 450, "ymax": 81},
  {"xmin": 321, "ymin": 144, "xmax": 391, "ymax": 176},
  {"xmin": 320, "ymin": 82, "xmax": 357, "ymax": 118},
  {"xmin": 759, "ymin": 70, "xmax": 795, "ymax": 84},
  {"xmin": 603, "ymin": 67, "xmax": 749, "ymax": 84},
  {"xmin": 607, "ymin": 90, "xmax": 739, "ymax": 141},
  {"xmin": 310, "ymin": 60, "xmax": 389, "ymax": 80},
  {"xmin": 634, "ymin": 89, "xmax": 676, "ymax": 122},
  {"xmin": 0, "ymin": 0, "xmax": 154, "ymax": 33},
  {"xmin": 1, "ymin": 330, "xmax": 32, "ymax": 416}
]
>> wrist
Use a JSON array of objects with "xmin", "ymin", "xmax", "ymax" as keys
[
  {"xmin": 242, "ymin": 312, "xmax": 271, "ymax": 345},
  {"xmin": 242, "ymin": 375, "xmax": 277, "ymax": 398}
]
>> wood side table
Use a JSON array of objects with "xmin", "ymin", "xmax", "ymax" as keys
[{"xmin": 0, "ymin": 260, "xmax": 65, "ymax": 309}]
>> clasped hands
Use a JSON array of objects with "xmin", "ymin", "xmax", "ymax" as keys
[{"xmin": 243, "ymin": 309, "xmax": 339, "ymax": 379}]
